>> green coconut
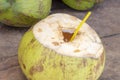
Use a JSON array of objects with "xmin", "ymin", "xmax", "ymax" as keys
[
  {"xmin": 0, "ymin": 0, "xmax": 51, "ymax": 27},
  {"xmin": 18, "ymin": 13, "xmax": 105, "ymax": 80},
  {"xmin": 62, "ymin": 0, "xmax": 103, "ymax": 10}
]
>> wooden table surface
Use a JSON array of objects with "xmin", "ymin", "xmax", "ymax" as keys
[{"xmin": 0, "ymin": 0, "xmax": 120, "ymax": 80}]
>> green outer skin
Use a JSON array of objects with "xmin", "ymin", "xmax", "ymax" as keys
[
  {"xmin": 18, "ymin": 29, "xmax": 105, "ymax": 80},
  {"xmin": 0, "ymin": 0, "xmax": 51, "ymax": 27},
  {"xmin": 62, "ymin": 0, "xmax": 103, "ymax": 10}
]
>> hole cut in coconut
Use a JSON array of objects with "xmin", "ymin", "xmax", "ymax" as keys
[
  {"xmin": 62, "ymin": 29, "xmax": 74, "ymax": 42},
  {"xmin": 62, "ymin": 29, "xmax": 80, "ymax": 42}
]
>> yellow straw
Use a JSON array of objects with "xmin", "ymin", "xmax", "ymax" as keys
[{"xmin": 70, "ymin": 11, "xmax": 92, "ymax": 42}]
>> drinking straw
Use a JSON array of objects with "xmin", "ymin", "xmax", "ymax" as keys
[{"xmin": 70, "ymin": 11, "xmax": 92, "ymax": 42}]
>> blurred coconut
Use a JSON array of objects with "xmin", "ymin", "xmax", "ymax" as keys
[
  {"xmin": 62, "ymin": 0, "xmax": 103, "ymax": 10},
  {"xmin": 0, "ymin": 0, "xmax": 51, "ymax": 27}
]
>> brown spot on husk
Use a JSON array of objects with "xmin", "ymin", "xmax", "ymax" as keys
[
  {"xmin": 30, "ymin": 63, "xmax": 44, "ymax": 75},
  {"xmin": 38, "ymin": 28, "xmax": 42, "ymax": 32},
  {"xmin": 27, "ymin": 38, "xmax": 36, "ymax": 48},
  {"xmin": 100, "ymin": 52, "xmax": 105, "ymax": 66},
  {"xmin": 60, "ymin": 61, "xmax": 65, "ymax": 69},
  {"xmin": 60, "ymin": 61, "xmax": 66, "ymax": 78},
  {"xmin": 74, "ymin": 49, "xmax": 80, "ymax": 53},
  {"xmin": 30, "ymin": 39, "xmax": 35, "ymax": 43},
  {"xmin": 28, "ymin": 78, "xmax": 32, "ymax": 80},
  {"xmin": 87, "ymin": 69, "xmax": 93, "ymax": 80},
  {"xmin": 95, "ymin": 63, "xmax": 100, "ymax": 72},
  {"xmin": 52, "ymin": 42, "xmax": 59, "ymax": 46},
  {"xmin": 23, "ymin": 64, "xmax": 26, "ymax": 69},
  {"xmin": 83, "ymin": 59, "xmax": 87, "ymax": 67},
  {"xmin": 94, "ymin": 52, "xmax": 105, "ymax": 73}
]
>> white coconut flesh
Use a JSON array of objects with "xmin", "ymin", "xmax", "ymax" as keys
[{"xmin": 33, "ymin": 13, "xmax": 104, "ymax": 59}]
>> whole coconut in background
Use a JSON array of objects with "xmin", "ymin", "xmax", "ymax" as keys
[
  {"xmin": 0, "ymin": 0, "xmax": 51, "ymax": 27},
  {"xmin": 18, "ymin": 13, "xmax": 105, "ymax": 80},
  {"xmin": 62, "ymin": 0, "xmax": 103, "ymax": 10}
]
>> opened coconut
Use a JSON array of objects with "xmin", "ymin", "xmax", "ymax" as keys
[{"xmin": 18, "ymin": 13, "xmax": 105, "ymax": 80}]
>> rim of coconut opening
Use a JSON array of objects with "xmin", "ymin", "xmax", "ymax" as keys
[{"xmin": 33, "ymin": 13, "xmax": 104, "ymax": 59}]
